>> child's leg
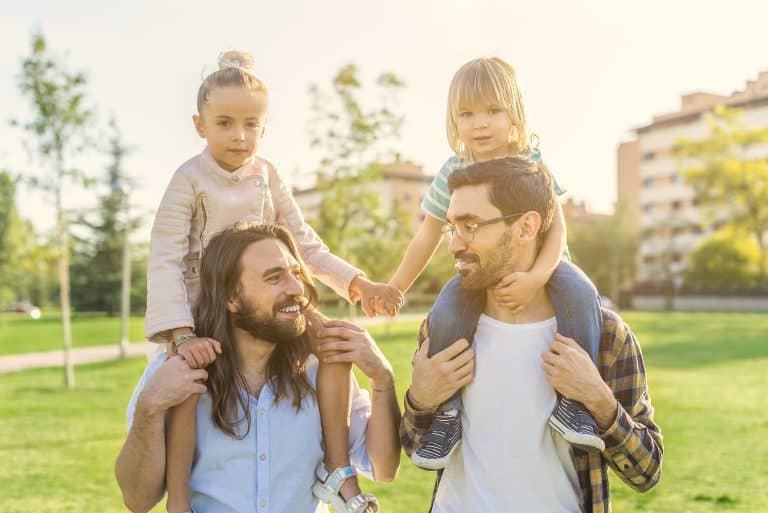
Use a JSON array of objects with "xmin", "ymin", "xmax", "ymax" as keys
[
  {"xmin": 318, "ymin": 360, "xmax": 365, "ymax": 502},
  {"xmin": 426, "ymin": 274, "xmax": 485, "ymax": 409},
  {"xmin": 545, "ymin": 260, "xmax": 605, "ymax": 453},
  {"xmin": 545, "ymin": 260, "xmax": 601, "ymax": 363},
  {"xmin": 166, "ymin": 394, "xmax": 199, "ymax": 513},
  {"xmin": 412, "ymin": 275, "xmax": 484, "ymax": 470}
]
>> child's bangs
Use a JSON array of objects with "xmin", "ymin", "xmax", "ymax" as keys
[{"xmin": 451, "ymin": 64, "xmax": 510, "ymax": 112}]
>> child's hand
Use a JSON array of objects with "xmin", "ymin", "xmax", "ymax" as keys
[
  {"xmin": 364, "ymin": 283, "xmax": 403, "ymax": 317},
  {"xmin": 492, "ymin": 271, "xmax": 542, "ymax": 313},
  {"xmin": 176, "ymin": 337, "xmax": 222, "ymax": 369},
  {"xmin": 371, "ymin": 290, "xmax": 404, "ymax": 317},
  {"xmin": 351, "ymin": 276, "xmax": 404, "ymax": 317}
]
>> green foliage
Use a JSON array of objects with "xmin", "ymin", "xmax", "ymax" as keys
[
  {"xmin": 0, "ymin": 171, "xmax": 56, "ymax": 306},
  {"xmin": 566, "ymin": 205, "xmax": 638, "ymax": 301},
  {"xmin": 683, "ymin": 231, "xmax": 760, "ymax": 287},
  {"xmin": 675, "ymin": 105, "xmax": 768, "ymax": 283},
  {"xmin": 306, "ymin": 64, "xmax": 411, "ymax": 284},
  {"xmin": 70, "ymin": 120, "xmax": 143, "ymax": 315}
]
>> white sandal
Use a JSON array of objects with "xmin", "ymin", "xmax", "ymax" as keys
[{"xmin": 311, "ymin": 463, "xmax": 380, "ymax": 513}]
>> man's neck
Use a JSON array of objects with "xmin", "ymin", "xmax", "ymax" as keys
[
  {"xmin": 484, "ymin": 286, "xmax": 555, "ymax": 325},
  {"xmin": 232, "ymin": 327, "xmax": 277, "ymax": 397}
]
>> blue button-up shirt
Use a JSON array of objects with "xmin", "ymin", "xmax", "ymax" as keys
[{"xmin": 126, "ymin": 354, "xmax": 373, "ymax": 513}]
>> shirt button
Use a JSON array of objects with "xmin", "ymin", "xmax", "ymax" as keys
[
  {"xmin": 260, "ymin": 453, "xmax": 267, "ymax": 461},
  {"xmin": 259, "ymin": 408, "xmax": 266, "ymax": 415},
  {"xmin": 260, "ymin": 499, "xmax": 267, "ymax": 507}
]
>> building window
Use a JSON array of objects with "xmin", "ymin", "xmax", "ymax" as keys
[
  {"xmin": 643, "ymin": 178, "xmax": 654, "ymax": 187},
  {"xmin": 672, "ymin": 200, "xmax": 682, "ymax": 211},
  {"xmin": 643, "ymin": 256, "xmax": 654, "ymax": 264},
  {"xmin": 692, "ymin": 198, "xmax": 700, "ymax": 207},
  {"xmin": 672, "ymin": 253, "xmax": 682, "ymax": 263},
  {"xmin": 670, "ymin": 174, "xmax": 680, "ymax": 183},
  {"xmin": 691, "ymin": 225, "xmax": 702, "ymax": 234},
  {"xmin": 643, "ymin": 152, "xmax": 655, "ymax": 161},
  {"xmin": 644, "ymin": 203, "xmax": 654, "ymax": 213}
]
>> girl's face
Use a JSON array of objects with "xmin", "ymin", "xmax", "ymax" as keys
[
  {"xmin": 455, "ymin": 101, "xmax": 514, "ymax": 162},
  {"xmin": 193, "ymin": 86, "xmax": 268, "ymax": 171}
]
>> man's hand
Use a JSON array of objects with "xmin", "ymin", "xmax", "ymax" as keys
[
  {"xmin": 316, "ymin": 320, "xmax": 394, "ymax": 387},
  {"xmin": 136, "ymin": 356, "xmax": 208, "ymax": 417},
  {"xmin": 408, "ymin": 337, "xmax": 474, "ymax": 410},
  {"xmin": 541, "ymin": 333, "xmax": 617, "ymax": 428},
  {"xmin": 491, "ymin": 270, "xmax": 542, "ymax": 313}
]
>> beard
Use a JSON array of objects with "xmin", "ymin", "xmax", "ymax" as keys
[
  {"xmin": 456, "ymin": 230, "xmax": 517, "ymax": 291},
  {"xmin": 232, "ymin": 295, "xmax": 307, "ymax": 345}
]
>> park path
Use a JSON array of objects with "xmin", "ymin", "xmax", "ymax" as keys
[{"xmin": 0, "ymin": 312, "xmax": 426, "ymax": 374}]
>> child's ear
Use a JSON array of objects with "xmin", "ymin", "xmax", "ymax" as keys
[{"xmin": 193, "ymin": 114, "xmax": 205, "ymax": 138}]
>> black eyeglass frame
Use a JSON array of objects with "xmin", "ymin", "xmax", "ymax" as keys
[{"xmin": 442, "ymin": 211, "xmax": 528, "ymax": 241}]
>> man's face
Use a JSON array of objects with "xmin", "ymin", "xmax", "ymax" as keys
[
  {"xmin": 229, "ymin": 239, "xmax": 308, "ymax": 344},
  {"xmin": 446, "ymin": 183, "xmax": 519, "ymax": 291}
]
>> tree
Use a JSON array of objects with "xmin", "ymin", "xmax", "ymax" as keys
[
  {"xmin": 566, "ymin": 204, "xmax": 638, "ymax": 304},
  {"xmin": 306, "ymin": 64, "xmax": 411, "ymax": 309},
  {"xmin": 683, "ymin": 231, "xmax": 760, "ymax": 288},
  {"xmin": 675, "ymin": 105, "xmax": 768, "ymax": 285},
  {"xmin": 12, "ymin": 31, "xmax": 93, "ymax": 388},
  {"xmin": 71, "ymin": 120, "xmax": 140, "ymax": 316}
]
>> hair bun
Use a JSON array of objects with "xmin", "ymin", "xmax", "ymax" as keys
[{"xmin": 218, "ymin": 50, "xmax": 255, "ymax": 71}]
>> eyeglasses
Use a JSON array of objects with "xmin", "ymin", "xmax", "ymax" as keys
[{"xmin": 442, "ymin": 212, "xmax": 527, "ymax": 242}]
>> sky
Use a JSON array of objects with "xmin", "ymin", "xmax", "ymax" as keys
[{"xmin": 2, "ymin": 0, "xmax": 767, "ymax": 238}]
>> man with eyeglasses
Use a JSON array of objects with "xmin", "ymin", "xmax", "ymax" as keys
[{"xmin": 400, "ymin": 156, "xmax": 663, "ymax": 513}]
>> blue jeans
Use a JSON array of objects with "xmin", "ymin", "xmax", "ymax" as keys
[{"xmin": 427, "ymin": 259, "xmax": 601, "ymax": 410}]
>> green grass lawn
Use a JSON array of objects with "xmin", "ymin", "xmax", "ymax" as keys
[
  {"xmin": 0, "ymin": 311, "xmax": 146, "ymax": 355},
  {"xmin": 1, "ymin": 312, "xmax": 767, "ymax": 512}
]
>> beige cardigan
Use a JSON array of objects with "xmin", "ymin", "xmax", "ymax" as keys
[{"xmin": 146, "ymin": 148, "xmax": 361, "ymax": 342}]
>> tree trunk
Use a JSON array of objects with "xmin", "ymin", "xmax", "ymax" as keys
[
  {"xmin": 56, "ymin": 182, "xmax": 75, "ymax": 389},
  {"xmin": 118, "ymin": 206, "xmax": 131, "ymax": 358}
]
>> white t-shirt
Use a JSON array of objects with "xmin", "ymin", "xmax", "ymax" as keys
[{"xmin": 432, "ymin": 314, "xmax": 582, "ymax": 513}]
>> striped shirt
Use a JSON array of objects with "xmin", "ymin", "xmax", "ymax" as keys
[
  {"xmin": 420, "ymin": 147, "xmax": 566, "ymax": 223},
  {"xmin": 400, "ymin": 308, "xmax": 663, "ymax": 513}
]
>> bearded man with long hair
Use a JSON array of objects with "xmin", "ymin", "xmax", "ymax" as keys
[{"xmin": 116, "ymin": 224, "xmax": 401, "ymax": 513}]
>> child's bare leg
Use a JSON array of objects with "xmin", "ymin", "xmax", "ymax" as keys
[
  {"xmin": 318, "ymin": 360, "xmax": 363, "ymax": 501},
  {"xmin": 165, "ymin": 394, "xmax": 198, "ymax": 513}
]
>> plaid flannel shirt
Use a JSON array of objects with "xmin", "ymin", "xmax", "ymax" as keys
[{"xmin": 399, "ymin": 308, "xmax": 663, "ymax": 513}]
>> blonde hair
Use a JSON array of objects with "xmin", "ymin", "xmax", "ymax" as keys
[
  {"xmin": 197, "ymin": 50, "xmax": 268, "ymax": 113},
  {"xmin": 446, "ymin": 57, "xmax": 529, "ymax": 160}
]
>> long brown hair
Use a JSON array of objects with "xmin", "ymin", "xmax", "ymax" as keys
[{"xmin": 194, "ymin": 223, "xmax": 318, "ymax": 439}]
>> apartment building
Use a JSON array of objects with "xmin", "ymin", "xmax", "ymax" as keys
[{"xmin": 617, "ymin": 71, "xmax": 768, "ymax": 285}]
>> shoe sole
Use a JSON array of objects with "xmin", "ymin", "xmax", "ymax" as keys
[
  {"xmin": 548, "ymin": 416, "xmax": 605, "ymax": 453},
  {"xmin": 411, "ymin": 440, "xmax": 461, "ymax": 470}
]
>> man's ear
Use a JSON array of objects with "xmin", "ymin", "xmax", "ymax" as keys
[
  {"xmin": 193, "ymin": 114, "xmax": 205, "ymax": 138},
  {"xmin": 518, "ymin": 211, "xmax": 543, "ymax": 241},
  {"xmin": 226, "ymin": 295, "xmax": 240, "ymax": 313}
]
